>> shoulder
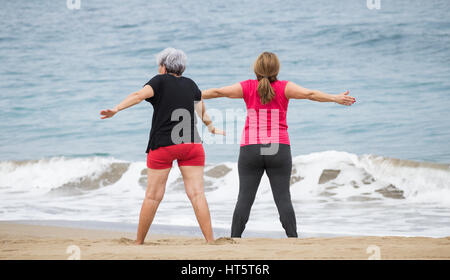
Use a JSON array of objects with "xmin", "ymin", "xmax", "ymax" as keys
[
  {"xmin": 183, "ymin": 77, "xmax": 202, "ymax": 97},
  {"xmin": 180, "ymin": 76, "xmax": 199, "ymax": 87},
  {"xmin": 181, "ymin": 76, "xmax": 194, "ymax": 82},
  {"xmin": 152, "ymin": 73, "xmax": 168, "ymax": 81},
  {"xmin": 240, "ymin": 79, "xmax": 258, "ymax": 91},
  {"xmin": 145, "ymin": 74, "xmax": 166, "ymax": 86},
  {"xmin": 275, "ymin": 79, "xmax": 289, "ymax": 85},
  {"xmin": 180, "ymin": 76, "xmax": 201, "ymax": 100},
  {"xmin": 240, "ymin": 79, "xmax": 257, "ymax": 85},
  {"xmin": 273, "ymin": 79, "xmax": 289, "ymax": 90}
]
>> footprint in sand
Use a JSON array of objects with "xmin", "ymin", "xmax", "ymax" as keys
[
  {"xmin": 117, "ymin": 237, "xmax": 237, "ymax": 246},
  {"xmin": 210, "ymin": 237, "xmax": 237, "ymax": 245},
  {"xmin": 117, "ymin": 237, "xmax": 135, "ymax": 245},
  {"xmin": 117, "ymin": 237, "xmax": 161, "ymax": 246}
]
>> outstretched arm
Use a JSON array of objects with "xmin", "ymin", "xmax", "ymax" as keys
[
  {"xmin": 100, "ymin": 85, "xmax": 154, "ymax": 119},
  {"xmin": 194, "ymin": 100, "xmax": 225, "ymax": 135},
  {"xmin": 285, "ymin": 82, "xmax": 355, "ymax": 106},
  {"xmin": 202, "ymin": 83, "xmax": 243, "ymax": 99}
]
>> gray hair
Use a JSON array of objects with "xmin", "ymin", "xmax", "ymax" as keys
[{"xmin": 155, "ymin": 47, "xmax": 187, "ymax": 76}]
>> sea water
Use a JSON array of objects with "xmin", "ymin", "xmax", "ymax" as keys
[{"xmin": 0, "ymin": 0, "xmax": 449, "ymax": 237}]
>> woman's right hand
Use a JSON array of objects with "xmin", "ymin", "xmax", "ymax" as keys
[
  {"xmin": 334, "ymin": 90, "xmax": 356, "ymax": 106},
  {"xmin": 100, "ymin": 107, "xmax": 118, "ymax": 119}
]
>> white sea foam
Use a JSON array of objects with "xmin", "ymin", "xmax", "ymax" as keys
[{"xmin": 0, "ymin": 151, "xmax": 449, "ymax": 237}]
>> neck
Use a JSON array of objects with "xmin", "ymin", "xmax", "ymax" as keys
[{"xmin": 167, "ymin": 72, "xmax": 180, "ymax": 77}]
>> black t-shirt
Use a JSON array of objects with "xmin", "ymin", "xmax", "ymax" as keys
[{"xmin": 144, "ymin": 74, "xmax": 202, "ymax": 152}]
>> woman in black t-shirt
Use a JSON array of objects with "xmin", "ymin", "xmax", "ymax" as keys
[{"xmin": 100, "ymin": 48, "xmax": 224, "ymax": 244}]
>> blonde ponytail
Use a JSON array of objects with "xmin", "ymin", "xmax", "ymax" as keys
[
  {"xmin": 254, "ymin": 52, "xmax": 280, "ymax": 105},
  {"xmin": 257, "ymin": 77, "xmax": 276, "ymax": 104}
]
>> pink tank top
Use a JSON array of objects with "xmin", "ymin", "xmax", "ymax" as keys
[{"xmin": 240, "ymin": 79, "xmax": 290, "ymax": 146}]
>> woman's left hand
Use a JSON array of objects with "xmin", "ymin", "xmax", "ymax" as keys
[
  {"xmin": 335, "ymin": 90, "xmax": 356, "ymax": 106},
  {"xmin": 212, "ymin": 128, "xmax": 226, "ymax": 136},
  {"xmin": 100, "ymin": 108, "xmax": 118, "ymax": 119},
  {"xmin": 208, "ymin": 125, "xmax": 226, "ymax": 136}
]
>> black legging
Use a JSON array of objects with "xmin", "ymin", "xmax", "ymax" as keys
[{"xmin": 231, "ymin": 144, "xmax": 298, "ymax": 237}]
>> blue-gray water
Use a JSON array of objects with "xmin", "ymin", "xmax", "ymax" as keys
[
  {"xmin": 1, "ymin": 0, "xmax": 450, "ymax": 237},
  {"xmin": 1, "ymin": 0, "xmax": 449, "ymax": 163}
]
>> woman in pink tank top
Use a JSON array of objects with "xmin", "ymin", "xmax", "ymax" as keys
[{"xmin": 203, "ymin": 52, "xmax": 355, "ymax": 238}]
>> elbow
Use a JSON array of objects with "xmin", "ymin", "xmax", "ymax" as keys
[
  {"xmin": 134, "ymin": 92, "xmax": 145, "ymax": 103},
  {"xmin": 202, "ymin": 89, "xmax": 216, "ymax": 99},
  {"xmin": 216, "ymin": 88, "xmax": 228, "ymax": 97},
  {"xmin": 306, "ymin": 90, "xmax": 316, "ymax": 101}
]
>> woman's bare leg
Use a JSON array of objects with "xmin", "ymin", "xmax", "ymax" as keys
[
  {"xmin": 179, "ymin": 165, "xmax": 214, "ymax": 243},
  {"xmin": 135, "ymin": 167, "xmax": 171, "ymax": 245}
]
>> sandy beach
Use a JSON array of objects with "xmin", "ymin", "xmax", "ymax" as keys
[{"xmin": 0, "ymin": 222, "xmax": 449, "ymax": 260}]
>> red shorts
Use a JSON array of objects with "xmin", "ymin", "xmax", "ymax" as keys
[{"xmin": 146, "ymin": 143, "xmax": 205, "ymax": 169}]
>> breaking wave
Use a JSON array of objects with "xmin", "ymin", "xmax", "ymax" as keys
[
  {"xmin": 1, "ymin": 151, "xmax": 448, "ymax": 204},
  {"xmin": 1, "ymin": 151, "xmax": 449, "ymax": 237}
]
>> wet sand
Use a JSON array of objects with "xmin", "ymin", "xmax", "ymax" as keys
[{"xmin": 1, "ymin": 222, "xmax": 449, "ymax": 260}]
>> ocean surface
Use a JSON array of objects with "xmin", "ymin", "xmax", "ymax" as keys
[{"xmin": 0, "ymin": 0, "xmax": 449, "ymax": 237}]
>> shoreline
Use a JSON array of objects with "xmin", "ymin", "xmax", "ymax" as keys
[
  {"xmin": 1, "ymin": 221, "xmax": 449, "ymax": 260},
  {"xmin": 5, "ymin": 219, "xmax": 347, "ymax": 238}
]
